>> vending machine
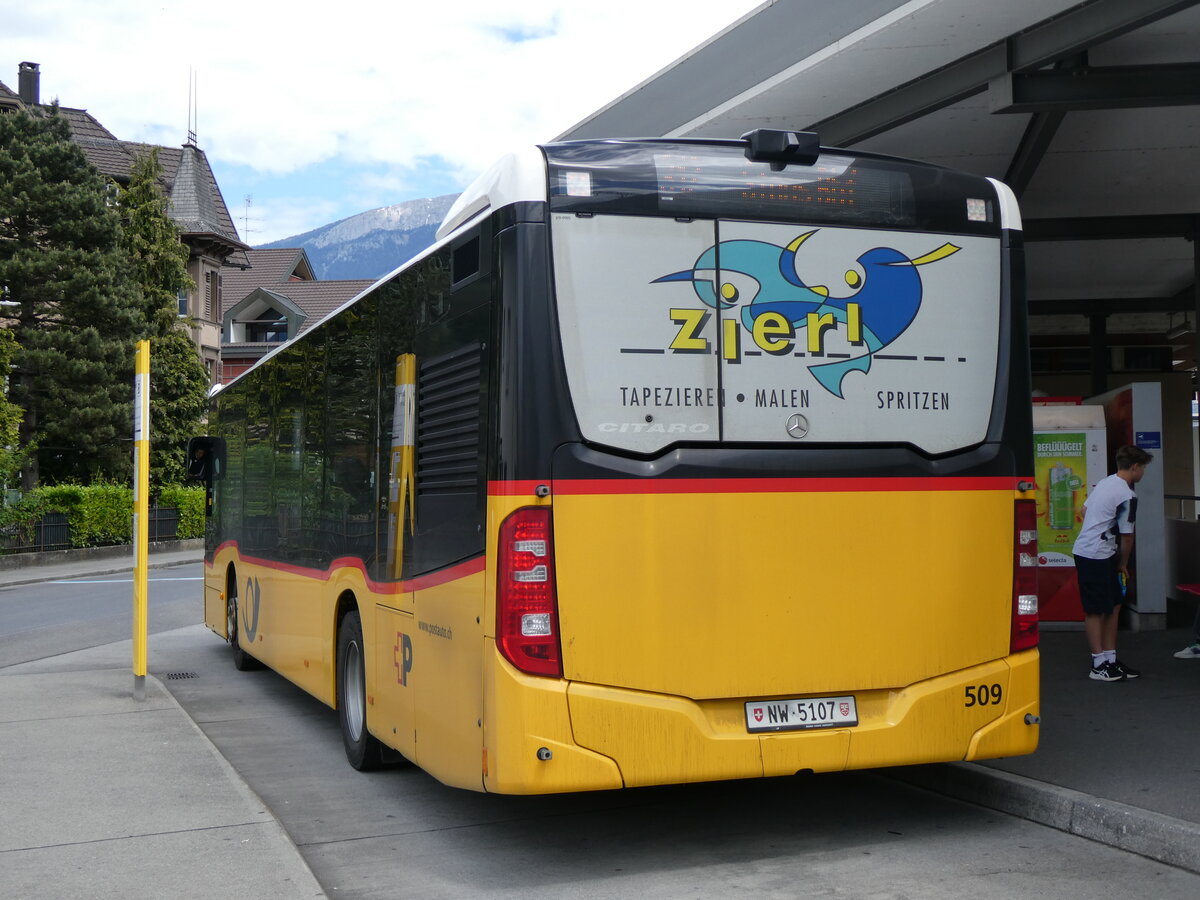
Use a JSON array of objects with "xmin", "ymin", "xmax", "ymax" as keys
[{"xmin": 1032, "ymin": 402, "xmax": 1108, "ymax": 622}]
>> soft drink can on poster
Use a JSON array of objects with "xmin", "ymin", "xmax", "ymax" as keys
[{"xmin": 1048, "ymin": 462, "xmax": 1074, "ymax": 530}]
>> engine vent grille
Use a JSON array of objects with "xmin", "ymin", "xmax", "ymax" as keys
[{"xmin": 417, "ymin": 344, "xmax": 482, "ymax": 495}]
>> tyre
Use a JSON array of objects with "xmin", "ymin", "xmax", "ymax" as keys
[
  {"xmin": 337, "ymin": 608, "xmax": 383, "ymax": 770},
  {"xmin": 227, "ymin": 578, "xmax": 261, "ymax": 671}
]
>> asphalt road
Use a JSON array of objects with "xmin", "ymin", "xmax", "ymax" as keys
[
  {"xmin": 0, "ymin": 563, "xmax": 203, "ymax": 668},
  {"xmin": 8, "ymin": 568, "xmax": 1200, "ymax": 898}
]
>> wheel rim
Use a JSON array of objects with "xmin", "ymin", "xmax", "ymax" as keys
[
  {"xmin": 226, "ymin": 593, "xmax": 238, "ymax": 645},
  {"xmin": 344, "ymin": 640, "xmax": 365, "ymax": 742}
]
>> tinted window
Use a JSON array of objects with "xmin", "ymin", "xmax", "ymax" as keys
[
  {"xmin": 322, "ymin": 297, "xmax": 379, "ymax": 566},
  {"xmin": 544, "ymin": 140, "xmax": 999, "ymax": 237}
]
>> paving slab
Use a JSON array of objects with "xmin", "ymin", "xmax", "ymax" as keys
[{"xmin": 0, "ymin": 667, "xmax": 324, "ymax": 899}]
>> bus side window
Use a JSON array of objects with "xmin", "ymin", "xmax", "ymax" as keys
[
  {"xmin": 323, "ymin": 298, "xmax": 380, "ymax": 565},
  {"xmin": 418, "ymin": 252, "xmax": 452, "ymax": 329},
  {"xmin": 452, "ymin": 236, "xmax": 480, "ymax": 284},
  {"xmin": 450, "ymin": 222, "xmax": 491, "ymax": 293}
]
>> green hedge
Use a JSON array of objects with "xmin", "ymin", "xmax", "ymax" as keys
[
  {"xmin": 157, "ymin": 484, "xmax": 206, "ymax": 540},
  {"xmin": 0, "ymin": 483, "xmax": 205, "ymax": 548}
]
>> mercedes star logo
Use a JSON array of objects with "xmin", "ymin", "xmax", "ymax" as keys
[{"xmin": 786, "ymin": 414, "xmax": 809, "ymax": 439}]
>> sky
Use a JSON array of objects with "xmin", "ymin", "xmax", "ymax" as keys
[{"xmin": 2, "ymin": 0, "xmax": 764, "ymax": 245}]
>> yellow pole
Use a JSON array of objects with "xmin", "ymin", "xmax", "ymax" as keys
[
  {"xmin": 387, "ymin": 354, "xmax": 417, "ymax": 580},
  {"xmin": 132, "ymin": 340, "xmax": 150, "ymax": 700}
]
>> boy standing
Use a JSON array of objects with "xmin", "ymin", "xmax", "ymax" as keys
[{"xmin": 1072, "ymin": 444, "xmax": 1153, "ymax": 681}]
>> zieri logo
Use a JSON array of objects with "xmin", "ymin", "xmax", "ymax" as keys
[{"xmin": 653, "ymin": 229, "xmax": 959, "ymax": 397}]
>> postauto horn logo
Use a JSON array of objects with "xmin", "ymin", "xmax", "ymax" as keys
[{"xmin": 653, "ymin": 230, "xmax": 959, "ymax": 398}]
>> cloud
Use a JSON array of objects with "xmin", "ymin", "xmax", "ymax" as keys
[
  {"xmin": 2, "ymin": 0, "xmax": 762, "ymax": 241},
  {"xmin": 484, "ymin": 15, "xmax": 562, "ymax": 44},
  {"xmin": 250, "ymin": 195, "xmax": 347, "ymax": 244},
  {"xmin": 6, "ymin": 1, "xmax": 757, "ymax": 167}
]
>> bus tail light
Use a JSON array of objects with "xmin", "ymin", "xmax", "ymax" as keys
[
  {"xmin": 497, "ymin": 507, "xmax": 562, "ymax": 677},
  {"xmin": 1011, "ymin": 498, "xmax": 1039, "ymax": 653}
]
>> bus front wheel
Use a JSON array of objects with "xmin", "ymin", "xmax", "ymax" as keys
[
  {"xmin": 226, "ymin": 582, "xmax": 260, "ymax": 671},
  {"xmin": 337, "ymin": 609, "xmax": 383, "ymax": 771}
]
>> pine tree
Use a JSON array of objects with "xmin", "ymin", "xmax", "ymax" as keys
[
  {"xmin": 147, "ymin": 328, "xmax": 210, "ymax": 485},
  {"xmin": 117, "ymin": 148, "xmax": 209, "ymax": 485},
  {"xmin": 0, "ymin": 106, "xmax": 144, "ymax": 488},
  {"xmin": 0, "ymin": 329, "xmax": 33, "ymax": 494}
]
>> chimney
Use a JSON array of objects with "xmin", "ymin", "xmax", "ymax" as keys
[{"xmin": 18, "ymin": 62, "xmax": 40, "ymax": 106}]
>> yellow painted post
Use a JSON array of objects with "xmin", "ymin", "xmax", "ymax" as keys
[
  {"xmin": 132, "ymin": 340, "xmax": 150, "ymax": 701},
  {"xmin": 387, "ymin": 354, "xmax": 417, "ymax": 580}
]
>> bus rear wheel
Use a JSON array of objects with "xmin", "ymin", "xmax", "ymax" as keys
[{"xmin": 337, "ymin": 609, "xmax": 383, "ymax": 771}]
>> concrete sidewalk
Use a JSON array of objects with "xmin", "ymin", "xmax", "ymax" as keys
[
  {"xmin": 0, "ymin": 546, "xmax": 325, "ymax": 899},
  {"xmin": 1, "ymin": 546, "xmax": 1198, "ymax": 889},
  {"xmin": 892, "ymin": 626, "xmax": 1200, "ymax": 873},
  {"xmin": 0, "ymin": 667, "xmax": 325, "ymax": 899}
]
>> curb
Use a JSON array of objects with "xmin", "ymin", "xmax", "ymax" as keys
[
  {"xmin": 887, "ymin": 762, "xmax": 1200, "ymax": 874},
  {"xmin": 147, "ymin": 670, "xmax": 328, "ymax": 897},
  {"xmin": 0, "ymin": 539, "xmax": 203, "ymax": 572},
  {"xmin": 0, "ymin": 549, "xmax": 202, "ymax": 589},
  {"xmin": 0, "ymin": 566, "xmax": 188, "ymax": 589}
]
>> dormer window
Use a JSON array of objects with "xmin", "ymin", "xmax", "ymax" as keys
[
  {"xmin": 245, "ymin": 307, "xmax": 288, "ymax": 343},
  {"xmin": 224, "ymin": 288, "xmax": 306, "ymax": 346}
]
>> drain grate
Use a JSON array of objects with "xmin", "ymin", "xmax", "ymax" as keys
[{"xmin": 164, "ymin": 672, "xmax": 199, "ymax": 680}]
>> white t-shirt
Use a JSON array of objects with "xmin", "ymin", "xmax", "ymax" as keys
[{"xmin": 1072, "ymin": 472, "xmax": 1137, "ymax": 560}]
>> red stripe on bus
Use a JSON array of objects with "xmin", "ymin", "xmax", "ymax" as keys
[
  {"xmin": 489, "ymin": 480, "xmax": 546, "ymax": 496},
  {"xmin": 404, "ymin": 556, "xmax": 486, "ymax": 591},
  {"xmin": 205, "ymin": 541, "xmax": 485, "ymax": 593},
  {"xmin": 490, "ymin": 476, "xmax": 1026, "ymax": 496}
]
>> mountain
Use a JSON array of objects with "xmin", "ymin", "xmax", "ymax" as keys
[{"xmin": 259, "ymin": 194, "xmax": 459, "ymax": 280}]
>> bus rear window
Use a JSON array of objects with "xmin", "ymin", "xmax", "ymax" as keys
[
  {"xmin": 545, "ymin": 141, "xmax": 998, "ymax": 236},
  {"xmin": 551, "ymin": 214, "xmax": 1002, "ymax": 456},
  {"xmin": 652, "ymin": 152, "xmax": 914, "ymax": 225}
]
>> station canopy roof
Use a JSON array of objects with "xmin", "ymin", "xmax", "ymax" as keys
[{"xmin": 559, "ymin": 0, "xmax": 1200, "ymax": 368}]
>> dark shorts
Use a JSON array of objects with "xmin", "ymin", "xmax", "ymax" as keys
[{"xmin": 1074, "ymin": 554, "xmax": 1122, "ymax": 615}]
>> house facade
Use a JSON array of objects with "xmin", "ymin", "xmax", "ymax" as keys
[
  {"xmin": 1, "ymin": 62, "xmax": 249, "ymax": 384},
  {"xmin": 219, "ymin": 248, "xmax": 374, "ymax": 383}
]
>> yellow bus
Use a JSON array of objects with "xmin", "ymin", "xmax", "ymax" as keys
[{"xmin": 193, "ymin": 130, "xmax": 1040, "ymax": 794}]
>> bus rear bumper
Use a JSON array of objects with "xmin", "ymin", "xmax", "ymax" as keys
[
  {"xmin": 569, "ymin": 650, "xmax": 1040, "ymax": 788},
  {"xmin": 483, "ymin": 649, "xmax": 624, "ymax": 795},
  {"xmin": 484, "ymin": 649, "xmax": 1039, "ymax": 793}
]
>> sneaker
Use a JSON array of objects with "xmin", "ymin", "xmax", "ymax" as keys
[
  {"xmin": 1089, "ymin": 661, "xmax": 1126, "ymax": 682},
  {"xmin": 1174, "ymin": 642, "xmax": 1200, "ymax": 659},
  {"xmin": 1111, "ymin": 659, "xmax": 1141, "ymax": 679}
]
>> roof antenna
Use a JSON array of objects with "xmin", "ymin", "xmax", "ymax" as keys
[
  {"xmin": 186, "ymin": 69, "xmax": 198, "ymax": 147},
  {"xmin": 241, "ymin": 195, "xmax": 261, "ymax": 240}
]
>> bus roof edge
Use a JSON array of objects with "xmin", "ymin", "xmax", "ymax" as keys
[{"xmin": 438, "ymin": 148, "xmax": 548, "ymax": 241}]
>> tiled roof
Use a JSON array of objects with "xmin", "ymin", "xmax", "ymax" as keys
[
  {"xmin": 222, "ymin": 248, "xmax": 316, "ymax": 315},
  {"xmin": 75, "ymin": 137, "xmax": 140, "ymax": 178},
  {"xmin": 0, "ymin": 80, "xmax": 21, "ymax": 108},
  {"xmin": 272, "ymin": 280, "xmax": 376, "ymax": 337},
  {"xmin": 222, "ymin": 278, "xmax": 375, "ymax": 356},
  {"xmin": 57, "ymin": 105, "xmax": 120, "ymax": 141},
  {"xmin": 0, "ymin": 86, "xmax": 246, "ymax": 259},
  {"xmin": 166, "ymin": 143, "xmax": 243, "ymax": 244},
  {"xmin": 224, "ymin": 279, "xmax": 374, "ymax": 340}
]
